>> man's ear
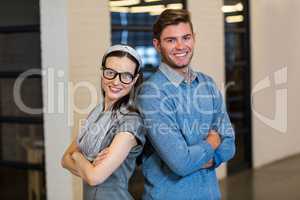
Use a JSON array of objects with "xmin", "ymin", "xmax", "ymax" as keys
[
  {"xmin": 153, "ymin": 38, "xmax": 161, "ymax": 53},
  {"xmin": 193, "ymin": 32, "xmax": 196, "ymax": 44}
]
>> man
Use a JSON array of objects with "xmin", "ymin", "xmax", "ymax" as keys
[{"xmin": 137, "ymin": 9, "xmax": 235, "ymax": 200}]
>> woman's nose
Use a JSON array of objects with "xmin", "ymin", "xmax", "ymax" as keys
[{"xmin": 112, "ymin": 75, "xmax": 121, "ymax": 85}]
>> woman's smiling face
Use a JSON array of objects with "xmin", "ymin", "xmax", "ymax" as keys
[{"xmin": 101, "ymin": 56, "xmax": 138, "ymax": 106}]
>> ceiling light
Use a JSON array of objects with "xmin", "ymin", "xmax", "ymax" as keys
[
  {"xmin": 110, "ymin": 0, "xmax": 140, "ymax": 7},
  {"xmin": 144, "ymin": 0, "xmax": 161, "ymax": 2},
  {"xmin": 130, "ymin": 5, "xmax": 165, "ymax": 13},
  {"xmin": 167, "ymin": 3, "xmax": 183, "ymax": 10},
  {"xmin": 226, "ymin": 15, "xmax": 244, "ymax": 23},
  {"xmin": 222, "ymin": 3, "xmax": 243, "ymax": 13},
  {"xmin": 110, "ymin": 6, "xmax": 130, "ymax": 13}
]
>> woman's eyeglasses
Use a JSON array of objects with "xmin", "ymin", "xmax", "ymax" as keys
[{"xmin": 102, "ymin": 66, "xmax": 135, "ymax": 84}]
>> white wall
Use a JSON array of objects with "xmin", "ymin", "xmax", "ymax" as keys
[
  {"xmin": 251, "ymin": 0, "xmax": 300, "ymax": 168},
  {"xmin": 40, "ymin": 0, "xmax": 72, "ymax": 199},
  {"xmin": 40, "ymin": 0, "xmax": 110, "ymax": 199},
  {"xmin": 189, "ymin": 0, "xmax": 227, "ymax": 179},
  {"xmin": 68, "ymin": 1, "xmax": 110, "ymax": 199}
]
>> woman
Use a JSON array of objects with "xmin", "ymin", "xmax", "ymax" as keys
[{"xmin": 61, "ymin": 44, "xmax": 145, "ymax": 200}]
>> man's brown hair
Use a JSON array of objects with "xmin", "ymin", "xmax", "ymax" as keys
[{"xmin": 153, "ymin": 9, "xmax": 194, "ymax": 40}]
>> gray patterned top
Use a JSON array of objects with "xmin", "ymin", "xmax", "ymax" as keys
[{"xmin": 77, "ymin": 104, "xmax": 145, "ymax": 200}]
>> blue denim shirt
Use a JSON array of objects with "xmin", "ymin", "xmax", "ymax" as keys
[{"xmin": 137, "ymin": 63, "xmax": 235, "ymax": 200}]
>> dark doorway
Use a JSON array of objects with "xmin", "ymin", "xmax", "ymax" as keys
[
  {"xmin": 223, "ymin": 0, "xmax": 252, "ymax": 174},
  {"xmin": 0, "ymin": 0, "xmax": 46, "ymax": 199}
]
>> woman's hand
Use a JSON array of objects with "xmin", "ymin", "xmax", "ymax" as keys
[
  {"xmin": 93, "ymin": 148, "xmax": 110, "ymax": 166},
  {"xmin": 61, "ymin": 140, "xmax": 81, "ymax": 177},
  {"xmin": 71, "ymin": 151, "xmax": 81, "ymax": 160}
]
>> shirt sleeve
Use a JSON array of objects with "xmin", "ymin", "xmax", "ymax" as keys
[
  {"xmin": 207, "ymin": 76, "xmax": 236, "ymax": 168},
  {"xmin": 115, "ymin": 112, "xmax": 146, "ymax": 154},
  {"xmin": 137, "ymin": 83, "xmax": 215, "ymax": 177}
]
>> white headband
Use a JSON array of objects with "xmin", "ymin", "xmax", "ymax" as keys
[{"xmin": 102, "ymin": 44, "xmax": 142, "ymax": 71}]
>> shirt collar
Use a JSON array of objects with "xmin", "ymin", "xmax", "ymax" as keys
[{"xmin": 159, "ymin": 62, "xmax": 197, "ymax": 87}]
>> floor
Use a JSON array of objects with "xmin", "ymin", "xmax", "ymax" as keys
[
  {"xmin": 130, "ymin": 154, "xmax": 300, "ymax": 200},
  {"xmin": 0, "ymin": 154, "xmax": 299, "ymax": 199},
  {"xmin": 220, "ymin": 154, "xmax": 300, "ymax": 200}
]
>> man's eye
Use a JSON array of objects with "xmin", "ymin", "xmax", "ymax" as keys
[
  {"xmin": 183, "ymin": 35, "xmax": 191, "ymax": 41},
  {"xmin": 166, "ymin": 39, "xmax": 175, "ymax": 43}
]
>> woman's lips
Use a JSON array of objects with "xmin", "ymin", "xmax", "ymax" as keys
[{"xmin": 109, "ymin": 86, "xmax": 122, "ymax": 93}]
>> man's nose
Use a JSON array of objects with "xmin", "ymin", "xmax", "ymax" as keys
[{"xmin": 175, "ymin": 40, "xmax": 185, "ymax": 49}]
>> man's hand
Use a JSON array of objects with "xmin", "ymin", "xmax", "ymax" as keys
[
  {"xmin": 202, "ymin": 159, "xmax": 214, "ymax": 169},
  {"xmin": 206, "ymin": 130, "xmax": 221, "ymax": 150}
]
